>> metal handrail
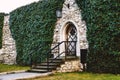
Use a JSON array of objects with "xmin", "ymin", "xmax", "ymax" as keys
[
  {"xmin": 46, "ymin": 41, "xmax": 77, "ymax": 71},
  {"xmin": 46, "ymin": 41, "xmax": 64, "ymax": 71},
  {"xmin": 30, "ymin": 41, "xmax": 77, "ymax": 71}
]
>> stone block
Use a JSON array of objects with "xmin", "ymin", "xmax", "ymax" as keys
[
  {"xmin": 57, "ymin": 59, "xmax": 81, "ymax": 72},
  {"xmin": 0, "ymin": 15, "xmax": 17, "ymax": 65}
]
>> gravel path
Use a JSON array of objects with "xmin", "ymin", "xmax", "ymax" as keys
[{"xmin": 0, "ymin": 72, "xmax": 52, "ymax": 80}]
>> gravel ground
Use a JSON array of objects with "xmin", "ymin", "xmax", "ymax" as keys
[{"xmin": 0, "ymin": 72, "xmax": 52, "ymax": 80}]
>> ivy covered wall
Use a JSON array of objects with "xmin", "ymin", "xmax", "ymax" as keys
[
  {"xmin": 10, "ymin": 0, "xmax": 64, "ymax": 65},
  {"xmin": 76, "ymin": 0, "xmax": 120, "ymax": 73},
  {"xmin": 9, "ymin": 0, "xmax": 120, "ymax": 73},
  {"xmin": 0, "ymin": 13, "xmax": 5, "ymax": 49}
]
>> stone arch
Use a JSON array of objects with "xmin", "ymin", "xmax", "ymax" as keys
[
  {"xmin": 53, "ymin": 0, "xmax": 88, "ymax": 57},
  {"xmin": 60, "ymin": 20, "xmax": 79, "ymax": 43},
  {"xmin": 59, "ymin": 20, "xmax": 80, "ymax": 56}
]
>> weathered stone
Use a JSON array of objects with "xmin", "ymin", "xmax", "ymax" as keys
[
  {"xmin": 52, "ymin": 0, "xmax": 88, "ymax": 72},
  {"xmin": 0, "ymin": 15, "xmax": 17, "ymax": 64},
  {"xmin": 57, "ymin": 59, "xmax": 82, "ymax": 72},
  {"xmin": 0, "ymin": 0, "xmax": 88, "ymax": 67},
  {"xmin": 53, "ymin": 0, "xmax": 88, "ymax": 57}
]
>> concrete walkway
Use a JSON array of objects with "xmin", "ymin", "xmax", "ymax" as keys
[{"xmin": 0, "ymin": 72, "xmax": 52, "ymax": 80}]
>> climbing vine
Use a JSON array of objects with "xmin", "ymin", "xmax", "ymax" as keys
[
  {"xmin": 10, "ymin": 0, "xmax": 64, "ymax": 65},
  {"xmin": 0, "ymin": 13, "xmax": 5, "ymax": 49},
  {"xmin": 9, "ymin": 0, "xmax": 120, "ymax": 73},
  {"xmin": 76, "ymin": 0, "xmax": 120, "ymax": 73}
]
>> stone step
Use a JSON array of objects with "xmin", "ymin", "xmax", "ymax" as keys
[
  {"xmin": 28, "ymin": 69, "xmax": 50, "ymax": 73},
  {"xmin": 65, "ymin": 56, "xmax": 77, "ymax": 59},
  {"xmin": 40, "ymin": 62, "xmax": 61, "ymax": 66},
  {"xmin": 49, "ymin": 58, "xmax": 63, "ymax": 61},
  {"xmin": 33, "ymin": 65, "xmax": 57, "ymax": 70},
  {"xmin": 29, "ymin": 58, "xmax": 65, "ymax": 73},
  {"xmin": 34, "ymin": 65, "xmax": 57, "ymax": 68},
  {"xmin": 48, "ymin": 59, "xmax": 64, "ymax": 63}
]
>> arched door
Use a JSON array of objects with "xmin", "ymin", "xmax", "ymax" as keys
[{"xmin": 65, "ymin": 22, "xmax": 77, "ymax": 56}]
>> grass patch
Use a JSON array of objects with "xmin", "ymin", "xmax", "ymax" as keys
[
  {"xmin": 25, "ymin": 72, "xmax": 120, "ymax": 80},
  {"xmin": 0, "ymin": 63, "xmax": 30, "ymax": 72}
]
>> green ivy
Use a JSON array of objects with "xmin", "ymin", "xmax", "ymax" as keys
[
  {"xmin": 0, "ymin": 13, "xmax": 5, "ymax": 49},
  {"xmin": 10, "ymin": 0, "xmax": 64, "ymax": 65},
  {"xmin": 76, "ymin": 0, "xmax": 120, "ymax": 73},
  {"xmin": 9, "ymin": 0, "xmax": 120, "ymax": 73}
]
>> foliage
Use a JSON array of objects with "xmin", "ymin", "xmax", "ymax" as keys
[
  {"xmin": 0, "ymin": 63, "xmax": 29, "ymax": 72},
  {"xmin": 76, "ymin": 0, "xmax": 120, "ymax": 73},
  {"xmin": 0, "ymin": 13, "xmax": 5, "ymax": 49},
  {"xmin": 24, "ymin": 72, "xmax": 120, "ymax": 80},
  {"xmin": 9, "ymin": 0, "xmax": 64, "ymax": 65}
]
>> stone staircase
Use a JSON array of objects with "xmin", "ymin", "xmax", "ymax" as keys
[
  {"xmin": 28, "ymin": 41, "xmax": 80, "ymax": 73},
  {"xmin": 28, "ymin": 58, "xmax": 64, "ymax": 73}
]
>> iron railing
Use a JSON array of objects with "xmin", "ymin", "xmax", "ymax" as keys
[{"xmin": 30, "ymin": 41, "xmax": 77, "ymax": 71}]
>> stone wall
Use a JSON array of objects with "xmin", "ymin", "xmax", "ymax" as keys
[
  {"xmin": 0, "ymin": 49, "xmax": 3, "ymax": 63},
  {"xmin": 56, "ymin": 59, "xmax": 82, "ymax": 72},
  {"xmin": 0, "ymin": 15, "xmax": 17, "ymax": 64},
  {"xmin": 53, "ymin": 0, "xmax": 88, "ymax": 57},
  {"xmin": 52, "ymin": 0, "xmax": 88, "ymax": 72}
]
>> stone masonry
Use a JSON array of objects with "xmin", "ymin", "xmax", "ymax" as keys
[
  {"xmin": 56, "ymin": 59, "xmax": 82, "ymax": 72},
  {"xmin": 0, "ymin": 0, "xmax": 88, "ymax": 71},
  {"xmin": 52, "ymin": 0, "xmax": 88, "ymax": 72},
  {"xmin": 53, "ymin": 0, "xmax": 88, "ymax": 57},
  {"xmin": 0, "ymin": 15, "xmax": 17, "ymax": 64}
]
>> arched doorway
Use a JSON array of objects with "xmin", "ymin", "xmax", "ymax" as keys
[{"xmin": 65, "ymin": 22, "xmax": 77, "ymax": 57}]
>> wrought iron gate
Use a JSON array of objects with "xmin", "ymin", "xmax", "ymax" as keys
[{"xmin": 65, "ymin": 23, "xmax": 77, "ymax": 56}]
